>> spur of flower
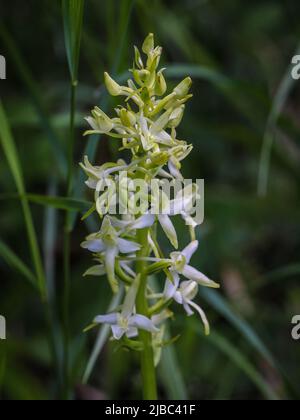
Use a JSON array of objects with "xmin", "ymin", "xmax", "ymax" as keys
[{"xmin": 81, "ymin": 33, "xmax": 220, "ymax": 375}]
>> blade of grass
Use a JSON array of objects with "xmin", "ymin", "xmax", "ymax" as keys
[
  {"xmin": 0, "ymin": 101, "xmax": 60, "ymax": 389},
  {"xmin": 62, "ymin": 0, "xmax": 85, "ymax": 84},
  {"xmin": 0, "ymin": 239, "xmax": 37, "ymax": 289},
  {"xmin": 0, "ymin": 193, "xmax": 92, "ymax": 212},
  {"xmin": 0, "ymin": 23, "xmax": 67, "ymax": 177},
  {"xmin": 69, "ymin": 0, "xmax": 135, "ymax": 231},
  {"xmin": 62, "ymin": 0, "xmax": 85, "ymax": 398},
  {"xmin": 200, "ymin": 289, "xmax": 276, "ymax": 367},
  {"xmin": 27, "ymin": 194, "xmax": 92, "ymax": 212},
  {"xmin": 258, "ymin": 42, "xmax": 300, "ymax": 196},
  {"xmin": 160, "ymin": 330, "xmax": 188, "ymax": 400},
  {"xmin": 190, "ymin": 321, "xmax": 279, "ymax": 400},
  {"xmin": 0, "ymin": 101, "xmax": 46, "ymax": 299},
  {"xmin": 253, "ymin": 263, "xmax": 300, "ymax": 291},
  {"xmin": 166, "ymin": 64, "xmax": 268, "ymax": 127}
]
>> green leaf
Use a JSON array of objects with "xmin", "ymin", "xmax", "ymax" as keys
[
  {"xmin": 26, "ymin": 194, "xmax": 92, "ymax": 212},
  {"xmin": 62, "ymin": 0, "xmax": 85, "ymax": 82},
  {"xmin": 0, "ymin": 239, "xmax": 37, "ymax": 289},
  {"xmin": 0, "ymin": 101, "xmax": 46, "ymax": 298}
]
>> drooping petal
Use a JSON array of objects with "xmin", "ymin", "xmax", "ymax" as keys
[
  {"xmin": 158, "ymin": 214, "xmax": 178, "ymax": 249},
  {"xmin": 182, "ymin": 265, "xmax": 220, "ymax": 288},
  {"xmin": 157, "ymin": 168, "xmax": 173, "ymax": 179},
  {"xmin": 163, "ymin": 271, "xmax": 180, "ymax": 300},
  {"xmin": 188, "ymin": 300, "xmax": 210, "ymax": 336},
  {"xmin": 129, "ymin": 314, "xmax": 159, "ymax": 333},
  {"xmin": 155, "ymin": 130, "xmax": 173, "ymax": 145},
  {"xmin": 94, "ymin": 313, "xmax": 119, "ymax": 325},
  {"xmin": 81, "ymin": 239, "xmax": 106, "ymax": 253},
  {"xmin": 105, "ymin": 246, "xmax": 119, "ymax": 293},
  {"xmin": 171, "ymin": 186, "xmax": 195, "ymax": 215},
  {"xmin": 182, "ymin": 302, "xmax": 194, "ymax": 317},
  {"xmin": 111, "ymin": 324, "xmax": 126, "ymax": 340},
  {"xmin": 118, "ymin": 238, "xmax": 141, "ymax": 254},
  {"xmin": 126, "ymin": 327, "xmax": 139, "ymax": 339},
  {"xmin": 83, "ymin": 265, "xmax": 106, "ymax": 277},
  {"xmin": 181, "ymin": 280, "xmax": 198, "ymax": 301},
  {"xmin": 181, "ymin": 240, "xmax": 198, "ymax": 264}
]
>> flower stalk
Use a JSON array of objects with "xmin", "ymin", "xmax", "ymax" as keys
[{"xmin": 136, "ymin": 228, "xmax": 158, "ymax": 400}]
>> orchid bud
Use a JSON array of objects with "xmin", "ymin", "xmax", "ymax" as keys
[
  {"xmin": 104, "ymin": 72, "xmax": 123, "ymax": 96},
  {"xmin": 155, "ymin": 69, "xmax": 167, "ymax": 96},
  {"xmin": 120, "ymin": 108, "xmax": 136, "ymax": 127},
  {"xmin": 142, "ymin": 33, "xmax": 154, "ymax": 55},
  {"xmin": 147, "ymin": 47, "xmax": 162, "ymax": 72},
  {"xmin": 134, "ymin": 46, "xmax": 144, "ymax": 69},
  {"xmin": 148, "ymin": 151, "xmax": 170, "ymax": 167},
  {"xmin": 168, "ymin": 105, "xmax": 185, "ymax": 128},
  {"xmin": 133, "ymin": 69, "xmax": 151, "ymax": 86},
  {"xmin": 85, "ymin": 106, "xmax": 114, "ymax": 133},
  {"xmin": 174, "ymin": 77, "xmax": 192, "ymax": 98}
]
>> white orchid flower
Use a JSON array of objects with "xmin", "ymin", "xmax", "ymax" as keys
[
  {"xmin": 85, "ymin": 106, "xmax": 115, "ymax": 134},
  {"xmin": 164, "ymin": 278, "xmax": 210, "ymax": 335},
  {"xmin": 81, "ymin": 216, "xmax": 141, "ymax": 293},
  {"xmin": 166, "ymin": 241, "xmax": 219, "ymax": 289},
  {"xmin": 80, "ymin": 156, "xmax": 127, "ymax": 190},
  {"xmin": 94, "ymin": 277, "xmax": 158, "ymax": 340}
]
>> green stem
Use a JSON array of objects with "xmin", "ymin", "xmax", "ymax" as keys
[
  {"xmin": 63, "ymin": 80, "xmax": 77, "ymax": 397},
  {"xmin": 136, "ymin": 228, "xmax": 158, "ymax": 400}
]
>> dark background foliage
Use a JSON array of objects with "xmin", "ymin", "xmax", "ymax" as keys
[{"xmin": 0, "ymin": 0, "xmax": 300, "ymax": 400}]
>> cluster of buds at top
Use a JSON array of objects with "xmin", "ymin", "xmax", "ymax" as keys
[{"xmin": 81, "ymin": 34, "xmax": 219, "ymax": 361}]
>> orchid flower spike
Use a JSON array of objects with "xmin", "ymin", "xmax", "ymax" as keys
[{"xmin": 81, "ymin": 34, "xmax": 220, "ymax": 367}]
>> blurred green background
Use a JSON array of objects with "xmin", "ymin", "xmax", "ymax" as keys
[{"xmin": 1, "ymin": 0, "xmax": 300, "ymax": 400}]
